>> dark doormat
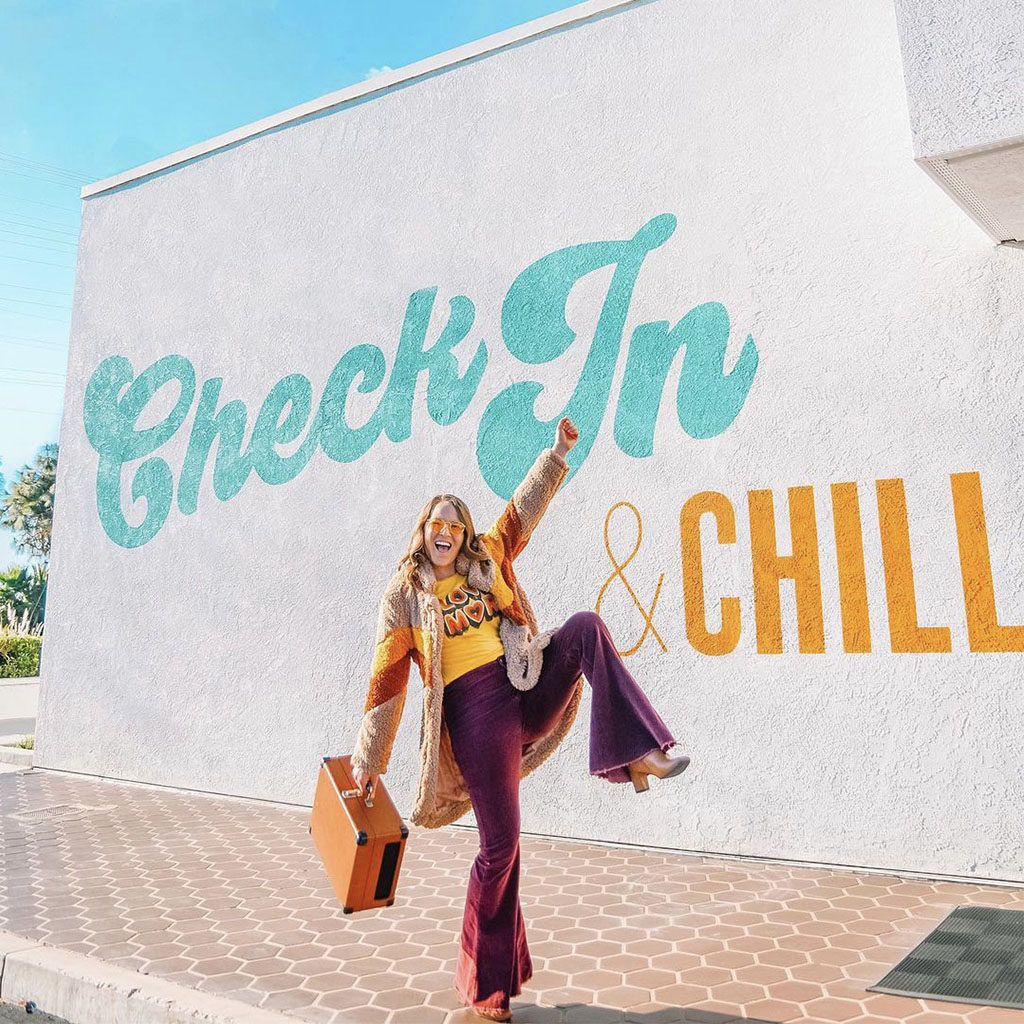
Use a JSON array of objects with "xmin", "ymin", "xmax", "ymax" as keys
[{"xmin": 867, "ymin": 905, "xmax": 1024, "ymax": 1010}]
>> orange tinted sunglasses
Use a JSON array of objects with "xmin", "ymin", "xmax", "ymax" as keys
[{"xmin": 427, "ymin": 517, "xmax": 466, "ymax": 538}]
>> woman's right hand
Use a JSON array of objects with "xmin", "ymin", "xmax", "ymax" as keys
[{"xmin": 353, "ymin": 767, "xmax": 380, "ymax": 800}]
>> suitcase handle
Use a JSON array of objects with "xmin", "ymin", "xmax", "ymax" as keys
[{"xmin": 341, "ymin": 781, "xmax": 374, "ymax": 808}]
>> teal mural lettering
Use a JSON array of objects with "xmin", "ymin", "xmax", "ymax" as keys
[
  {"xmin": 82, "ymin": 214, "xmax": 759, "ymax": 549},
  {"xmin": 178, "ymin": 378, "xmax": 252, "ymax": 513},
  {"xmin": 615, "ymin": 301, "xmax": 759, "ymax": 452},
  {"xmin": 317, "ymin": 287, "xmax": 482, "ymax": 462},
  {"xmin": 316, "ymin": 343, "xmax": 389, "ymax": 463},
  {"xmin": 477, "ymin": 214, "xmax": 677, "ymax": 500},
  {"xmin": 83, "ymin": 353, "xmax": 196, "ymax": 548},
  {"xmin": 248, "ymin": 373, "xmax": 318, "ymax": 484},
  {"xmin": 381, "ymin": 288, "xmax": 482, "ymax": 438}
]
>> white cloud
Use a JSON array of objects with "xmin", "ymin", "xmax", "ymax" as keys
[{"xmin": 362, "ymin": 65, "xmax": 394, "ymax": 80}]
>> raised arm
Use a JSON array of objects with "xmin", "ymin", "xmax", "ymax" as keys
[
  {"xmin": 351, "ymin": 578, "xmax": 414, "ymax": 781},
  {"xmin": 485, "ymin": 446, "xmax": 569, "ymax": 563}
]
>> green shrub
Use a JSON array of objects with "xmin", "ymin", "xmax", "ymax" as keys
[
  {"xmin": 0, "ymin": 633, "xmax": 41, "ymax": 677},
  {"xmin": 0, "ymin": 565, "xmax": 47, "ymax": 635}
]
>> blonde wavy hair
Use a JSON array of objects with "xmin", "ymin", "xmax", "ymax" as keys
[{"xmin": 396, "ymin": 493, "xmax": 490, "ymax": 592}]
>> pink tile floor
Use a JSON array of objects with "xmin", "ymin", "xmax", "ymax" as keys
[{"xmin": 1, "ymin": 766, "xmax": 1022, "ymax": 1024}]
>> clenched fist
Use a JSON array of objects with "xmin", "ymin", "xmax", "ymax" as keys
[{"xmin": 554, "ymin": 417, "xmax": 579, "ymax": 457}]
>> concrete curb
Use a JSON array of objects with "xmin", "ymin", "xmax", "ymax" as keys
[
  {"xmin": 0, "ymin": 932, "xmax": 300, "ymax": 1024},
  {"xmin": 0, "ymin": 742, "xmax": 32, "ymax": 767}
]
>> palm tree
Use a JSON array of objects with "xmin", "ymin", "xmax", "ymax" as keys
[{"xmin": 0, "ymin": 442, "xmax": 57, "ymax": 562}]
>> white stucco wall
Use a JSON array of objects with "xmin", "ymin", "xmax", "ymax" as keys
[
  {"xmin": 40, "ymin": 0, "xmax": 1024, "ymax": 882},
  {"xmin": 895, "ymin": 0, "xmax": 1024, "ymax": 157},
  {"xmin": 894, "ymin": 0, "xmax": 1024, "ymax": 244}
]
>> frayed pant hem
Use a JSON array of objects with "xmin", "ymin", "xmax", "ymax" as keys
[{"xmin": 454, "ymin": 940, "xmax": 531, "ymax": 1011}]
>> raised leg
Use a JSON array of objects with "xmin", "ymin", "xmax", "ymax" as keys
[{"xmin": 520, "ymin": 610, "xmax": 678, "ymax": 782}]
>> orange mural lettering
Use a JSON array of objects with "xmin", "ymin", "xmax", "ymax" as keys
[
  {"xmin": 831, "ymin": 482, "xmax": 872, "ymax": 653},
  {"xmin": 679, "ymin": 491, "xmax": 741, "ymax": 655},
  {"xmin": 748, "ymin": 486, "xmax": 825, "ymax": 654},
  {"xmin": 951, "ymin": 471, "xmax": 1024, "ymax": 652},
  {"xmin": 876, "ymin": 478, "xmax": 952, "ymax": 653},
  {"xmin": 596, "ymin": 471, "xmax": 1020, "ymax": 656},
  {"xmin": 595, "ymin": 501, "xmax": 667, "ymax": 656}
]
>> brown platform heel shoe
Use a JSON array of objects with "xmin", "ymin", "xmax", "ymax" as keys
[{"xmin": 627, "ymin": 748, "xmax": 691, "ymax": 793}]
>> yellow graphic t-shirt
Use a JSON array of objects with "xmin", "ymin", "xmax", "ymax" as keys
[{"xmin": 431, "ymin": 572, "xmax": 504, "ymax": 686}]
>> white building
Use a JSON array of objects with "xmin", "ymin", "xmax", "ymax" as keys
[{"xmin": 41, "ymin": 0, "xmax": 1024, "ymax": 883}]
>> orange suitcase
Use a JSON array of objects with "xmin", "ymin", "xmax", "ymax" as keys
[{"xmin": 308, "ymin": 754, "xmax": 409, "ymax": 913}]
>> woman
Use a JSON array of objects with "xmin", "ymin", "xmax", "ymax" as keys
[{"xmin": 350, "ymin": 416, "xmax": 690, "ymax": 1022}]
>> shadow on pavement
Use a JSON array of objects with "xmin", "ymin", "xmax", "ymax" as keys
[{"xmin": 495, "ymin": 1003, "xmax": 780, "ymax": 1023}]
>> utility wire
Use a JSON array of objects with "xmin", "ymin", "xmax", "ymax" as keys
[
  {"xmin": 0, "ymin": 282, "xmax": 73, "ymax": 297},
  {"xmin": 0, "ymin": 191, "xmax": 78, "ymax": 213},
  {"xmin": 0, "ymin": 216, "xmax": 79, "ymax": 237},
  {"xmin": 0, "ymin": 254, "xmax": 74, "ymax": 270},
  {"xmin": 0, "ymin": 308, "xmax": 69, "ymax": 323},
  {"xmin": 0, "ymin": 168, "xmax": 83, "ymax": 189},
  {"xmin": 0, "ymin": 404, "xmax": 61, "ymax": 415},
  {"xmin": 0, "ymin": 241, "xmax": 77, "ymax": 259},
  {"xmin": 0, "ymin": 235, "xmax": 77, "ymax": 255},
  {"xmin": 0, "ymin": 151, "xmax": 93, "ymax": 179},
  {"xmin": 0, "ymin": 151, "xmax": 93, "ymax": 184},
  {"xmin": 0, "ymin": 367, "xmax": 65, "ymax": 377},
  {"xmin": 0, "ymin": 376, "xmax": 65, "ymax": 388},
  {"xmin": 0, "ymin": 227, "xmax": 77, "ymax": 245},
  {"xmin": 0, "ymin": 296, "xmax": 71, "ymax": 311},
  {"xmin": 0, "ymin": 336, "xmax": 66, "ymax": 351}
]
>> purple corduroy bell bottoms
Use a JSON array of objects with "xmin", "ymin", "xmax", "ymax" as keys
[{"xmin": 441, "ymin": 610, "xmax": 678, "ymax": 1012}]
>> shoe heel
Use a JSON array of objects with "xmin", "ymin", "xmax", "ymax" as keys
[{"xmin": 630, "ymin": 768, "xmax": 650, "ymax": 793}]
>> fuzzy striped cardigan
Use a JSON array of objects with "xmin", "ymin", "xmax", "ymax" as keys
[{"xmin": 350, "ymin": 446, "xmax": 583, "ymax": 829}]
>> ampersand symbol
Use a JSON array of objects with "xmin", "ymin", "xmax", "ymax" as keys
[{"xmin": 595, "ymin": 501, "xmax": 667, "ymax": 655}]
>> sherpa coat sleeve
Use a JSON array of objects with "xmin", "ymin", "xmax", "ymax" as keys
[
  {"xmin": 350, "ymin": 577, "xmax": 414, "ymax": 779},
  {"xmin": 485, "ymin": 446, "xmax": 569, "ymax": 562}
]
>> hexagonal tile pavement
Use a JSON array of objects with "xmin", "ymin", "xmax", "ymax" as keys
[{"xmin": 1, "ymin": 767, "xmax": 1023, "ymax": 1023}]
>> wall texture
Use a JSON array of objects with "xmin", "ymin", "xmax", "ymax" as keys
[
  {"xmin": 41, "ymin": 0, "xmax": 1024, "ymax": 882},
  {"xmin": 895, "ymin": 0, "xmax": 1024, "ymax": 157},
  {"xmin": 894, "ymin": 0, "xmax": 1024, "ymax": 243}
]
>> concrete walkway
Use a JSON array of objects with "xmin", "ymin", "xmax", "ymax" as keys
[
  {"xmin": 0, "ymin": 764, "xmax": 1022, "ymax": 1024},
  {"xmin": 0, "ymin": 672, "xmax": 38, "ymax": 746}
]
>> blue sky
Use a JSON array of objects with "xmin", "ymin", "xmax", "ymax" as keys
[{"xmin": 0, "ymin": 0, "xmax": 568, "ymax": 568}]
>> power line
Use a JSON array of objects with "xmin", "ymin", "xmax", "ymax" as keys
[
  {"xmin": 0, "ymin": 366, "xmax": 65, "ymax": 377},
  {"xmin": 0, "ymin": 296, "xmax": 70, "ymax": 311},
  {"xmin": 0, "ymin": 254, "xmax": 74, "ymax": 270},
  {"xmin": 0, "ymin": 376, "xmax": 65, "ymax": 388},
  {"xmin": 0, "ymin": 308, "xmax": 69, "ymax": 323},
  {"xmin": 0, "ymin": 151, "xmax": 93, "ymax": 184},
  {"xmin": 0, "ymin": 227, "xmax": 76, "ymax": 245},
  {"xmin": 0, "ymin": 282, "xmax": 73, "ymax": 297},
  {"xmin": 0, "ymin": 404, "xmax": 60, "ymax": 416},
  {"xmin": 0, "ymin": 191, "xmax": 78, "ymax": 214},
  {"xmin": 0, "ymin": 247, "xmax": 76, "ymax": 265},
  {"xmin": 0, "ymin": 216, "xmax": 79, "ymax": 238},
  {"xmin": 0, "ymin": 151, "xmax": 93, "ymax": 181},
  {"xmin": 0, "ymin": 233, "xmax": 77, "ymax": 254},
  {"xmin": 0, "ymin": 364, "xmax": 65, "ymax": 376},
  {"xmin": 0, "ymin": 336, "xmax": 66, "ymax": 351},
  {"xmin": 0, "ymin": 167, "xmax": 84, "ymax": 190},
  {"xmin": 0, "ymin": 237, "xmax": 77, "ymax": 256}
]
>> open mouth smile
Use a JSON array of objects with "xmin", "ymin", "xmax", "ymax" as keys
[{"xmin": 435, "ymin": 541, "xmax": 452, "ymax": 552}]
